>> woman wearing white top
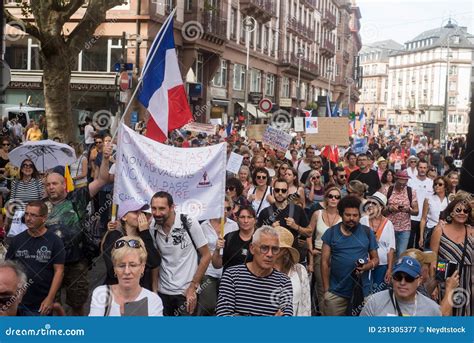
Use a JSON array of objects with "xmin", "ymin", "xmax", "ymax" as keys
[
  {"xmin": 419, "ymin": 176, "xmax": 451, "ymax": 250},
  {"xmin": 69, "ymin": 143, "xmax": 88, "ymax": 188},
  {"xmin": 89, "ymin": 236, "xmax": 163, "ymax": 316},
  {"xmin": 274, "ymin": 226, "xmax": 311, "ymax": 316},
  {"xmin": 197, "ymin": 197, "xmax": 239, "ymax": 316},
  {"xmin": 307, "ymin": 186, "xmax": 342, "ymax": 314},
  {"xmin": 248, "ymin": 167, "xmax": 274, "ymax": 217},
  {"xmin": 360, "ymin": 192, "xmax": 396, "ymax": 294}
]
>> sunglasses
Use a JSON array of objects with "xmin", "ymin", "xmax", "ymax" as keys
[
  {"xmin": 243, "ymin": 156, "xmax": 250, "ymax": 160},
  {"xmin": 256, "ymin": 175, "xmax": 267, "ymax": 180},
  {"xmin": 392, "ymin": 272, "xmax": 417, "ymax": 283},
  {"xmin": 311, "ymin": 176, "xmax": 320, "ymax": 180},
  {"xmin": 114, "ymin": 239, "xmax": 141, "ymax": 249},
  {"xmin": 454, "ymin": 208, "xmax": 469, "ymax": 214},
  {"xmin": 258, "ymin": 244, "xmax": 281, "ymax": 255},
  {"xmin": 2, "ymin": 143, "xmax": 10, "ymax": 146},
  {"xmin": 274, "ymin": 188, "xmax": 288, "ymax": 194},
  {"xmin": 226, "ymin": 186, "xmax": 236, "ymax": 192},
  {"xmin": 225, "ymin": 206, "xmax": 232, "ymax": 211},
  {"xmin": 327, "ymin": 194, "xmax": 341, "ymax": 200},
  {"xmin": 311, "ymin": 161, "xmax": 321, "ymax": 164},
  {"xmin": 435, "ymin": 183, "xmax": 444, "ymax": 187},
  {"xmin": 338, "ymin": 174, "xmax": 347, "ymax": 178},
  {"xmin": 21, "ymin": 164, "xmax": 33, "ymax": 168}
]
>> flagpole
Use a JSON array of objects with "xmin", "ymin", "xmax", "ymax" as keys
[{"xmin": 112, "ymin": 8, "xmax": 177, "ymax": 141}]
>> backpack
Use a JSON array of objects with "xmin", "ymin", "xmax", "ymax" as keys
[{"xmin": 386, "ymin": 185, "xmax": 413, "ymax": 206}]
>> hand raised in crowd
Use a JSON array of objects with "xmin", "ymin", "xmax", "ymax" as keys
[
  {"xmin": 103, "ymin": 142, "xmax": 112, "ymax": 159},
  {"xmin": 107, "ymin": 220, "xmax": 119, "ymax": 231},
  {"xmin": 216, "ymin": 237, "xmax": 225, "ymax": 250},
  {"xmin": 137, "ymin": 213, "xmax": 149, "ymax": 232}
]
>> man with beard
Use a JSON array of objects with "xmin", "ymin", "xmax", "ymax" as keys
[
  {"xmin": 321, "ymin": 196, "xmax": 379, "ymax": 316},
  {"xmin": 149, "ymin": 191, "xmax": 211, "ymax": 316}
]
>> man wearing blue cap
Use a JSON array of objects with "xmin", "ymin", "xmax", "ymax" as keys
[{"xmin": 360, "ymin": 256, "xmax": 441, "ymax": 316}]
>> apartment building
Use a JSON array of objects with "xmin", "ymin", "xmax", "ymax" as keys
[{"xmin": 2, "ymin": 0, "xmax": 362, "ymax": 124}]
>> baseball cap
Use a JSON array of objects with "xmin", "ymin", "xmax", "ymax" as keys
[
  {"xmin": 117, "ymin": 199, "xmax": 150, "ymax": 219},
  {"xmin": 392, "ymin": 256, "xmax": 421, "ymax": 278}
]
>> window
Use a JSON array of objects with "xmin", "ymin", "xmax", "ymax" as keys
[
  {"xmin": 5, "ymin": 43, "xmax": 27, "ymax": 69},
  {"xmin": 82, "ymin": 37, "xmax": 108, "ymax": 71},
  {"xmin": 230, "ymin": 8, "xmax": 237, "ymax": 39},
  {"xmin": 194, "ymin": 53, "xmax": 204, "ymax": 83},
  {"xmin": 337, "ymin": 37, "xmax": 341, "ymax": 51},
  {"xmin": 233, "ymin": 64, "xmax": 245, "ymax": 90},
  {"xmin": 165, "ymin": 0, "xmax": 174, "ymax": 13},
  {"xmin": 212, "ymin": 59, "xmax": 228, "ymax": 87},
  {"xmin": 449, "ymin": 65, "xmax": 457, "ymax": 75},
  {"xmin": 109, "ymin": 38, "xmax": 122, "ymax": 73},
  {"xmin": 282, "ymin": 77, "xmax": 290, "ymax": 97},
  {"xmin": 185, "ymin": 0, "xmax": 192, "ymax": 11},
  {"xmin": 263, "ymin": 26, "xmax": 269, "ymax": 51},
  {"xmin": 250, "ymin": 69, "xmax": 262, "ymax": 92},
  {"xmin": 265, "ymin": 74, "xmax": 275, "ymax": 96},
  {"xmin": 448, "ymin": 97, "xmax": 456, "ymax": 106},
  {"xmin": 449, "ymin": 82, "xmax": 456, "ymax": 91}
]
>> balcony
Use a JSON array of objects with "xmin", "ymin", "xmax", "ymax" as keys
[
  {"xmin": 240, "ymin": 0, "xmax": 276, "ymax": 23},
  {"xmin": 200, "ymin": 11, "xmax": 227, "ymax": 44},
  {"xmin": 320, "ymin": 39, "xmax": 335, "ymax": 57},
  {"xmin": 278, "ymin": 51, "xmax": 319, "ymax": 80},
  {"xmin": 287, "ymin": 17, "xmax": 315, "ymax": 41},
  {"xmin": 300, "ymin": 0, "xmax": 318, "ymax": 9},
  {"xmin": 343, "ymin": 51, "xmax": 350, "ymax": 61},
  {"xmin": 322, "ymin": 10, "xmax": 337, "ymax": 30}
]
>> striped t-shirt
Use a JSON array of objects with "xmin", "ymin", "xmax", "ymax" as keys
[
  {"xmin": 216, "ymin": 264, "xmax": 293, "ymax": 316},
  {"xmin": 11, "ymin": 178, "xmax": 44, "ymax": 211}
]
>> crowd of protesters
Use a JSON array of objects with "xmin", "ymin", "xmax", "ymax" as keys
[{"xmin": 0, "ymin": 116, "xmax": 472, "ymax": 317}]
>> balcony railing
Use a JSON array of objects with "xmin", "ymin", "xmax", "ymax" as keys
[
  {"xmin": 278, "ymin": 51, "xmax": 319, "ymax": 77},
  {"xmin": 322, "ymin": 10, "xmax": 337, "ymax": 29},
  {"xmin": 287, "ymin": 18, "xmax": 315, "ymax": 41},
  {"xmin": 201, "ymin": 12, "xmax": 227, "ymax": 40},
  {"xmin": 240, "ymin": 0, "xmax": 276, "ymax": 23},
  {"xmin": 320, "ymin": 39, "xmax": 335, "ymax": 56}
]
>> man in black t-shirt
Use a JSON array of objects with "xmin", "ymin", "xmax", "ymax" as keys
[
  {"xmin": 6, "ymin": 201, "xmax": 65, "ymax": 316},
  {"xmin": 257, "ymin": 179, "xmax": 310, "ymax": 263},
  {"xmin": 348, "ymin": 153, "xmax": 381, "ymax": 196}
]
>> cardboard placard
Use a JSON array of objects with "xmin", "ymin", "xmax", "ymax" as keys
[
  {"xmin": 263, "ymin": 126, "xmax": 293, "ymax": 152},
  {"xmin": 246, "ymin": 124, "xmax": 267, "ymax": 141},
  {"xmin": 305, "ymin": 118, "xmax": 350, "ymax": 146}
]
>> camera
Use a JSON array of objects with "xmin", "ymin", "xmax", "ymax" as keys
[{"xmin": 435, "ymin": 260, "xmax": 458, "ymax": 281}]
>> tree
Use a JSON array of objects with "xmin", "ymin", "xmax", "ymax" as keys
[{"xmin": 4, "ymin": 0, "xmax": 124, "ymax": 142}]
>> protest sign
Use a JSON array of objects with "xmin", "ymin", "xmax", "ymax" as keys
[
  {"xmin": 113, "ymin": 124, "xmax": 226, "ymax": 220},
  {"xmin": 294, "ymin": 117, "xmax": 304, "ymax": 132},
  {"xmin": 183, "ymin": 122, "xmax": 217, "ymax": 135},
  {"xmin": 353, "ymin": 137, "xmax": 368, "ymax": 154},
  {"xmin": 305, "ymin": 118, "xmax": 319, "ymax": 134},
  {"xmin": 210, "ymin": 118, "xmax": 222, "ymax": 126},
  {"xmin": 305, "ymin": 118, "xmax": 349, "ymax": 146},
  {"xmin": 263, "ymin": 126, "xmax": 293, "ymax": 152},
  {"xmin": 246, "ymin": 124, "xmax": 267, "ymax": 141},
  {"xmin": 226, "ymin": 152, "xmax": 244, "ymax": 174}
]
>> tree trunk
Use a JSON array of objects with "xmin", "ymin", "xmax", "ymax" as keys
[{"xmin": 41, "ymin": 43, "xmax": 75, "ymax": 143}]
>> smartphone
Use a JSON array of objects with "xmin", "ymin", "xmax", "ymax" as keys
[{"xmin": 435, "ymin": 260, "xmax": 458, "ymax": 281}]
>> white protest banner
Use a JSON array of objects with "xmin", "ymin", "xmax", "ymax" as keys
[
  {"xmin": 113, "ymin": 123, "xmax": 226, "ymax": 220},
  {"xmin": 305, "ymin": 117, "xmax": 319, "ymax": 134},
  {"xmin": 226, "ymin": 152, "xmax": 244, "ymax": 174},
  {"xmin": 262, "ymin": 126, "xmax": 293, "ymax": 152},
  {"xmin": 183, "ymin": 122, "xmax": 217, "ymax": 135},
  {"xmin": 210, "ymin": 118, "xmax": 222, "ymax": 126},
  {"xmin": 294, "ymin": 117, "xmax": 304, "ymax": 132}
]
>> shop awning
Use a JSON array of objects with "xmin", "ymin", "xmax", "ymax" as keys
[{"xmin": 237, "ymin": 102, "xmax": 270, "ymax": 119}]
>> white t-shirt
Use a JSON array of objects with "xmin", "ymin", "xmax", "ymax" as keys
[
  {"xmin": 408, "ymin": 176, "xmax": 433, "ymax": 221},
  {"xmin": 149, "ymin": 211, "xmax": 208, "ymax": 295},
  {"xmin": 406, "ymin": 167, "xmax": 418, "ymax": 179},
  {"xmin": 201, "ymin": 218, "xmax": 238, "ymax": 279},
  {"xmin": 426, "ymin": 194, "xmax": 449, "ymax": 228},
  {"xmin": 89, "ymin": 286, "xmax": 163, "ymax": 316},
  {"xmin": 84, "ymin": 124, "xmax": 95, "ymax": 144},
  {"xmin": 360, "ymin": 216, "xmax": 396, "ymax": 266}
]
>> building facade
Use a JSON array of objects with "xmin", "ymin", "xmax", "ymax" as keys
[
  {"xmin": 356, "ymin": 40, "xmax": 403, "ymax": 130},
  {"xmin": 386, "ymin": 21, "xmax": 474, "ymax": 138},
  {"xmin": 3, "ymin": 0, "xmax": 363, "ymax": 126}
]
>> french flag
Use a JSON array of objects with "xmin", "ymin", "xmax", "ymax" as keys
[
  {"xmin": 220, "ymin": 121, "xmax": 233, "ymax": 139},
  {"xmin": 359, "ymin": 107, "xmax": 367, "ymax": 135},
  {"xmin": 138, "ymin": 15, "xmax": 193, "ymax": 142}
]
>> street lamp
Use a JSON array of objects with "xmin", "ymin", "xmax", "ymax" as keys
[
  {"xmin": 242, "ymin": 16, "xmax": 257, "ymax": 127},
  {"xmin": 296, "ymin": 48, "xmax": 304, "ymax": 117}
]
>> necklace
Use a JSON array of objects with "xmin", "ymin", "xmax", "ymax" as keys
[{"xmin": 324, "ymin": 210, "xmax": 339, "ymax": 227}]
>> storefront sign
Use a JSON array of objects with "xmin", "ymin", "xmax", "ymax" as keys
[
  {"xmin": 279, "ymin": 98, "xmax": 292, "ymax": 107},
  {"xmin": 248, "ymin": 92, "xmax": 263, "ymax": 104}
]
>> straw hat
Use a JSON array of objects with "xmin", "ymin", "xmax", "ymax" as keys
[
  {"xmin": 274, "ymin": 226, "xmax": 300, "ymax": 264},
  {"xmin": 376, "ymin": 157, "xmax": 387, "ymax": 165}
]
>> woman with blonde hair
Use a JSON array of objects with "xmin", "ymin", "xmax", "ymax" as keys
[
  {"xmin": 238, "ymin": 165, "xmax": 252, "ymax": 197},
  {"xmin": 90, "ymin": 236, "xmax": 164, "ymax": 316},
  {"xmin": 304, "ymin": 170, "xmax": 325, "ymax": 212}
]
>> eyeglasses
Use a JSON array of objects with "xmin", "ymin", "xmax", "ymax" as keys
[
  {"xmin": 115, "ymin": 263, "xmax": 142, "ymax": 271},
  {"xmin": 114, "ymin": 239, "xmax": 142, "ymax": 249},
  {"xmin": 256, "ymin": 175, "xmax": 267, "ymax": 180},
  {"xmin": 311, "ymin": 176, "xmax": 321, "ymax": 180},
  {"xmin": 392, "ymin": 272, "xmax": 418, "ymax": 283},
  {"xmin": 327, "ymin": 194, "xmax": 341, "ymax": 200},
  {"xmin": 435, "ymin": 183, "xmax": 444, "ymax": 187},
  {"xmin": 226, "ymin": 186, "xmax": 236, "ymax": 192},
  {"xmin": 454, "ymin": 208, "xmax": 469, "ymax": 214},
  {"xmin": 21, "ymin": 164, "xmax": 33, "ymax": 168},
  {"xmin": 274, "ymin": 188, "xmax": 288, "ymax": 194},
  {"xmin": 257, "ymin": 244, "xmax": 281, "ymax": 255},
  {"xmin": 410, "ymin": 161, "xmax": 417, "ymax": 164}
]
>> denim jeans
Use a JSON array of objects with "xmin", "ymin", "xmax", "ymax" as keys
[
  {"xmin": 395, "ymin": 231, "xmax": 410, "ymax": 258},
  {"xmin": 423, "ymin": 226, "xmax": 435, "ymax": 250},
  {"xmin": 369, "ymin": 265, "xmax": 389, "ymax": 295}
]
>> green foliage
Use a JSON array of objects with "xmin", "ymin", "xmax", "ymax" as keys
[{"xmin": 15, "ymin": 0, "xmax": 32, "ymax": 17}]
